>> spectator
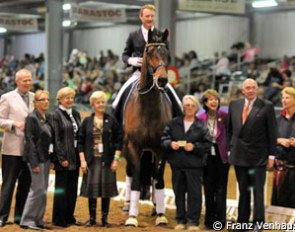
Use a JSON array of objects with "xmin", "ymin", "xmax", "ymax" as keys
[
  {"xmin": 0, "ymin": 69, "xmax": 34, "ymax": 226},
  {"xmin": 20, "ymin": 90, "xmax": 53, "ymax": 230},
  {"xmin": 78, "ymin": 91, "xmax": 122, "ymax": 227},
  {"xmin": 228, "ymin": 79, "xmax": 277, "ymax": 231},
  {"xmin": 198, "ymin": 89, "xmax": 229, "ymax": 230},
  {"xmin": 52, "ymin": 87, "xmax": 81, "ymax": 227},
  {"xmin": 161, "ymin": 95, "xmax": 211, "ymax": 231},
  {"xmin": 271, "ymin": 87, "xmax": 295, "ymax": 208}
]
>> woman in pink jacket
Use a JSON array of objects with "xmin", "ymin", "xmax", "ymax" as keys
[{"xmin": 197, "ymin": 89, "xmax": 229, "ymax": 230}]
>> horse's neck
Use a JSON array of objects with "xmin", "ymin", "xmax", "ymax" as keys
[{"xmin": 138, "ymin": 75, "xmax": 147, "ymax": 90}]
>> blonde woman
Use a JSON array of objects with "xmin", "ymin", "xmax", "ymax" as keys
[
  {"xmin": 78, "ymin": 91, "xmax": 122, "ymax": 227},
  {"xmin": 52, "ymin": 87, "xmax": 81, "ymax": 227},
  {"xmin": 272, "ymin": 87, "xmax": 295, "ymax": 208},
  {"xmin": 20, "ymin": 90, "xmax": 53, "ymax": 230}
]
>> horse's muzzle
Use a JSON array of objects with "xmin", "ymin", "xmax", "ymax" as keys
[{"xmin": 158, "ymin": 77, "xmax": 168, "ymax": 88}]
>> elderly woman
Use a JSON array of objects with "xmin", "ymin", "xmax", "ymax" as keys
[
  {"xmin": 198, "ymin": 89, "xmax": 229, "ymax": 230},
  {"xmin": 161, "ymin": 95, "xmax": 211, "ymax": 231},
  {"xmin": 78, "ymin": 91, "xmax": 122, "ymax": 227},
  {"xmin": 271, "ymin": 87, "xmax": 295, "ymax": 208},
  {"xmin": 20, "ymin": 90, "xmax": 53, "ymax": 230},
  {"xmin": 52, "ymin": 87, "xmax": 81, "ymax": 227}
]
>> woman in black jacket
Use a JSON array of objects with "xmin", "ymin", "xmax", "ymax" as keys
[
  {"xmin": 20, "ymin": 90, "xmax": 53, "ymax": 230},
  {"xmin": 271, "ymin": 87, "xmax": 295, "ymax": 208},
  {"xmin": 161, "ymin": 95, "xmax": 211, "ymax": 231},
  {"xmin": 78, "ymin": 91, "xmax": 122, "ymax": 227},
  {"xmin": 52, "ymin": 87, "xmax": 81, "ymax": 227}
]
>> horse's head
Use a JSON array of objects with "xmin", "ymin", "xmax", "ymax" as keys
[{"xmin": 141, "ymin": 29, "xmax": 169, "ymax": 91}]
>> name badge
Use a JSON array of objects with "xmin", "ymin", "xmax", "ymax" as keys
[
  {"xmin": 48, "ymin": 144, "xmax": 54, "ymax": 153},
  {"xmin": 211, "ymin": 145, "xmax": 216, "ymax": 156},
  {"xmin": 98, "ymin": 143, "xmax": 103, "ymax": 153}
]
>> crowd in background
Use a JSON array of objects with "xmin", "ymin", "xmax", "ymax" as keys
[{"xmin": 1, "ymin": 43, "xmax": 295, "ymax": 108}]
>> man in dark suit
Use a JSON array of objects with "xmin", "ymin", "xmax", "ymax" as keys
[
  {"xmin": 112, "ymin": 4, "xmax": 182, "ymax": 121},
  {"xmin": 228, "ymin": 78, "xmax": 277, "ymax": 231},
  {"xmin": 0, "ymin": 69, "xmax": 34, "ymax": 226}
]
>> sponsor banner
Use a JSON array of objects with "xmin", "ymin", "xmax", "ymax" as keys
[
  {"xmin": 71, "ymin": 6, "xmax": 126, "ymax": 23},
  {"xmin": 0, "ymin": 17, "xmax": 38, "ymax": 32},
  {"xmin": 179, "ymin": 0, "xmax": 245, "ymax": 14}
]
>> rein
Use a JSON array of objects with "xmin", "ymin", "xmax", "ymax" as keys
[{"xmin": 137, "ymin": 42, "xmax": 167, "ymax": 95}]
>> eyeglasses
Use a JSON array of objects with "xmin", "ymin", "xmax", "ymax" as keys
[
  {"xmin": 36, "ymin": 98, "xmax": 50, "ymax": 102},
  {"xmin": 183, "ymin": 104, "xmax": 196, "ymax": 108}
]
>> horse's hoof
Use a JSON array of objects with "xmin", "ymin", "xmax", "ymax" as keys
[
  {"xmin": 125, "ymin": 217, "xmax": 138, "ymax": 227},
  {"xmin": 155, "ymin": 215, "xmax": 168, "ymax": 226},
  {"xmin": 122, "ymin": 202, "xmax": 130, "ymax": 212}
]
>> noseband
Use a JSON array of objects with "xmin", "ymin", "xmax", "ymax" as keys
[{"xmin": 137, "ymin": 43, "xmax": 168, "ymax": 95}]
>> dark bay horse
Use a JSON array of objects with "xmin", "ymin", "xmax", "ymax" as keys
[{"xmin": 124, "ymin": 29, "xmax": 173, "ymax": 227}]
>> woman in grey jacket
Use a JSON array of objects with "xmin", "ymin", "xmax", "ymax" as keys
[{"xmin": 20, "ymin": 90, "xmax": 53, "ymax": 230}]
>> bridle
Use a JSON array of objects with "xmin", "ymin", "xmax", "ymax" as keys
[{"xmin": 137, "ymin": 42, "xmax": 168, "ymax": 95}]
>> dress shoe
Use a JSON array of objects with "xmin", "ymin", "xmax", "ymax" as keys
[
  {"xmin": 85, "ymin": 219, "xmax": 96, "ymax": 227},
  {"xmin": 174, "ymin": 224, "xmax": 186, "ymax": 230},
  {"xmin": 37, "ymin": 225, "xmax": 52, "ymax": 230},
  {"xmin": 68, "ymin": 221, "xmax": 82, "ymax": 226},
  {"xmin": 20, "ymin": 225, "xmax": 43, "ymax": 230},
  {"xmin": 0, "ymin": 220, "xmax": 5, "ymax": 227}
]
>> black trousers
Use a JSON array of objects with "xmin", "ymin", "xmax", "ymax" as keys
[
  {"xmin": 52, "ymin": 169, "xmax": 79, "ymax": 227},
  {"xmin": 204, "ymin": 148, "xmax": 229, "ymax": 228},
  {"xmin": 171, "ymin": 167, "xmax": 203, "ymax": 226},
  {"xmin": 0, "ymin": 155, "xmax": 31, "ymax": 223},
  {"xmin": 234, "ymin": 166, "xmax": 266, "ymax": 224}
]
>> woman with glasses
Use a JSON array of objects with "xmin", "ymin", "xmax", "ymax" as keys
[
  {"xmin": 52, "ymin": 87, "xmax": 81, "ymax": 227},
  {"xmin": 161, "ymin": 95, "xmax": 211, "ymax": 231},
  {"xmin": 20, "ymin": 90, "xmax": 53, "ymax": 230}
]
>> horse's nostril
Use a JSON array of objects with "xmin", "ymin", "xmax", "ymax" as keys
[{"xmin": 158, "ymin": 77, "xmax": 168, "ymax": 87}]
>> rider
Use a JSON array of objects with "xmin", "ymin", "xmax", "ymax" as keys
[
  {"xmin": 112, "ymin": 4, "xmax": 182, "ymax": 123},
  {"xmin": 112, "ymin": 4, "xmax": 182, "ymax": 221}
]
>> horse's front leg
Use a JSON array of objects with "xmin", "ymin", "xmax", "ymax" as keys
[
  {"xmin": 125, "ymin": 143, "xmax": 141, "ymax": 227},
  {"xmin": 153, "ymin": 156, "xmax": 168, "ymax": 226}
]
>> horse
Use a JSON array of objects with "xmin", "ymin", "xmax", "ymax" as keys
[{"xmin": 123, "ymin": 28, "xmax": 173, "ymax": 227}]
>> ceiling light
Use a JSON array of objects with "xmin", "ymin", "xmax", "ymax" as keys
[
  {"xmin": 62, "ymin": 20, "xmax": 71, "ymax": 27},
  {"xmin": 63, "ymin": 3, "xmax": 71, "ymax": 11},
  {"xmin": 0, "ymin": 27, "xmax": 7, "ymax": 33},
  {"xmin": 252, "ymin": 0, "xmax": 278, "ymax": 8}
]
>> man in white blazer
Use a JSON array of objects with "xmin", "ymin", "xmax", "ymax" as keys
[{"xmin": 0, "ymin": 69, "xmax": 34, "ymax": 226}]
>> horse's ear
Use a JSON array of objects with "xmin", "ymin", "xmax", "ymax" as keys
[
  {"xmin": 162, "ymin": 29, "xmax": 169, "ymax": 42},
  {"xmin": 147, "ymin": 29, "xmax": 153, "ymax": 43}
]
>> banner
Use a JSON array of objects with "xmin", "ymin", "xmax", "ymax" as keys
[
  {"xmin": 0, "ymin": 18, "xmax": 38, "ymax": 32},
  {"xmin": 71, "ymin": 6, "xmax": 126, "ymax": 23},
  {"xmin": 179, "ymin": 0, "xmax": 245, "ymax": 14}
]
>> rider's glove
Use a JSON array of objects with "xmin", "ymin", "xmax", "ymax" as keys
[{"xmin": 128, "ymin": 57, "xmax": 143, "ymax": 67}]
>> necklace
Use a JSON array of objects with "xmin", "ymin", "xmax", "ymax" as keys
[
  {"xmin": 207, "ymin": 116, "xmax": 216, "ymax": 142},
  {"xmin": 94, "ymin": 116, "xmax": 103, "ymax": 129}
]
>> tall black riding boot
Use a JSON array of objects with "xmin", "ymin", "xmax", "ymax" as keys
[
  {"xmin": 165, "ymin": 86, "xmax": 183, "ymax": 117},
  {"xmin": 85, "ymin": 198, "xmax": 97, "ymax": 226},
  {"xmin": 101, "ymin": 198, "xmax": 110, "ymax": 227}
]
